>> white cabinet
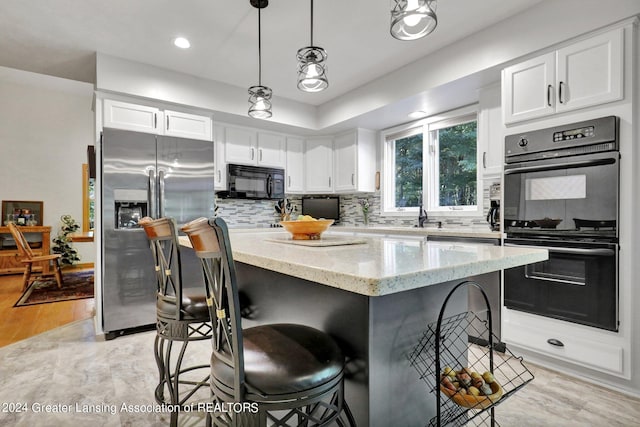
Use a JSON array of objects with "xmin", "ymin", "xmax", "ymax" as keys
[
  {"xmin": 304, "ymin": 138, "xmax": 334, "ymax": 193},
  {"xmin": 224, "ymin": 126, "xmax": 257, "ymax": 165},
  {"xmin": 164, "ymin": 110, "xmax": 212, "ymax": 141},
  {"xmin": 477, "ymin": 84, "xmax": 503, "ymax": 178},
  {"xmin": 257, "ymin": 132, "xmax": 286, "ymax": 168},
  {"xmin": 213, "ymin": 125, "xmax": 226, "ymax": 191},
  {"xmin": 502, "ymin": 27, "xmax": 623, "ymax": 124},
  {"xmin": 503, "ymin": 308, "xmax": 625, "ymax": 377},
  {"xmin": 224, "ymin": 127, "xmax": 285, "ymax": 168},
  {"xmin": 286, "ymin": 137, "xmax": 304, "ymax": 193},
  {"xmin": 103, "ymin": 99, "xmax": 163, "ymax": 134},
  {"xmin": 103, "ymin": 100, "xmax": 213, "ymax": 141},
  {"xmin": 333, "ymin": 129, "xmax": 376, "ymax": 193}
]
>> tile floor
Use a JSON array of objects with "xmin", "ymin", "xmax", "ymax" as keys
[{"xmin": 1, "ymin": 319, "xmax": 639, "ymax": 426}]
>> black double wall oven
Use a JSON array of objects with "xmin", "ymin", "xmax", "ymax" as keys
[{"xmin": 503, "ymin": 116, "xmax": 619, "ymax": 332}]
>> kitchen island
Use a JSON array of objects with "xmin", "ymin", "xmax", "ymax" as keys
[{"xmin": 180, "ymin": 229, "xmax": 547, "ymax": 426}]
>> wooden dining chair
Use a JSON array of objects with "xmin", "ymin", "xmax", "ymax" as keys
[{"xmin": 8, "ymin": 222, "xmax": 64, "ymax": 291}]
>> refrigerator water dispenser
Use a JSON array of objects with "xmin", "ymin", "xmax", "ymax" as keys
[{"xmin": 114, "ymin": 189, "xmax": 148, "ymax": 229}]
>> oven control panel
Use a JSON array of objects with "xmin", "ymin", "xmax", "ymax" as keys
[
  {"xmin": 505, "ymin": 115, "xmax": 618, "ymax": 162},
  {"xmin": 553, "ymin": 125, "xmax": 595, "ymax": 142}
]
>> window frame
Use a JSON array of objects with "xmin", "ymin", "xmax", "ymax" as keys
[{"xmin": 381, "ymin": 104, "xmax": 481, "ymax": 217}]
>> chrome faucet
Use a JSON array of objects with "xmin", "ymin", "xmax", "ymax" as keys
[{"xmin": 418, "ymin": 204, "xmax": 428, "ymax": 228}]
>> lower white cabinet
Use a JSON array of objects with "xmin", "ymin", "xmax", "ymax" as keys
[
  {"xmin": 502, "ymin": 308, "xmax": 626, "ymax": 377},
  {"xmin": 304, "ymin": 138, "xmax": 334, "ymax": 193}
]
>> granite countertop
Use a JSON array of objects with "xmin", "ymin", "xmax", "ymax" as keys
[
  {"xmin": 329, "ymin": 225, "xmax": 501, "ymax": 239},
  {"xmin": 180, "ymin": 230, "xmax": 546, "ymax": 297}
]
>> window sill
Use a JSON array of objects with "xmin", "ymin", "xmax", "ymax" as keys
[{"xmin": 69, "ymin": 231, "xmax": 94, "ymax": 242}]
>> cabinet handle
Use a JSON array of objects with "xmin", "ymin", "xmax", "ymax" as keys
[
  {"xmin": 166, "ymin": 116, "xmax": 170, "ymax": 130},
  {"xmin": 329, "ymin": 177, "xmax": 332, "ymax": 187},
  {"xmin": 251, "ymin": 147, "xmax": 255, "ymax": 160},
  {"xmin": 351, "ymin": 173, "xmax": 355, "ymax": 185},
  {"xmin": 547, "ymin": 338, "xmax": 564, "ymax": 347},
  {"xmin": 558, "ymin": 81, "xmax": 565, "ymax": 104},
  {"xmin": 547, "ymin": 84, "xmax": 552, "ymax": 107},
  {"xmin": 259, "ymin": 148, "xmax": 263, "ymax": 162},
  {"xmin": 154, "ymin": 113, "xmax": 157, "ymax": 129},
  {"xmin": 483, "ymin": 152, "xmax": 487, "ymax": 169},
  {"xmin": 217, "ymin": 170, "xmax": 221, "ymax": 182},
  {"xmin": 288, "ymin": 176, "xmax": 291, "ymax": 187}
]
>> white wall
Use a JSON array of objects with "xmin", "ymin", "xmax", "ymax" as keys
[{"xmin": 0, "ymin": 67, "xmax": 96, "ymax": 264}]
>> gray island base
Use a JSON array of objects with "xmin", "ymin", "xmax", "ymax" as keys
[{"xmin": 180, "ymin": 230, "xmax": 547, "ymax": 426}]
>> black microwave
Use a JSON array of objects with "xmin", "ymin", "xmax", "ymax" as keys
[{"xmin": 223, "ymin": 164, "xmax": 285, "ymax": 200}]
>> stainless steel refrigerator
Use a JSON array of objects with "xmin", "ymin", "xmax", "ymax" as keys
[{"xmin": 101, "ymin": 128, "xmax": 215, "ymax": 338}]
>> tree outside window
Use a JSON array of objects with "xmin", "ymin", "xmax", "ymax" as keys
[
  {"xmin": 383, "ymin": 106, "xmax": 478, "ymax": 215},
  {"xmin": 435, "ymin": 121, "xmax": 477, "ymax": 207},
  {"xmin": 395, "ymin": 133, "xmax": 423, "ymax": 208}
]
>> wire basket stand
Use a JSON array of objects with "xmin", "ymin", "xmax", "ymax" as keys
[{"xmin": 408, "ymin": 280, "xmax": 534, "ymax": 427}]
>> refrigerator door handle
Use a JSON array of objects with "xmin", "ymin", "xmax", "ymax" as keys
[
  {"xmin": 148, "ymin": 169, "xmax": 156, "ymax": 218},
  {"xmin": 158, "ymin": 169, "xmax": 165, "ymax": 218}
]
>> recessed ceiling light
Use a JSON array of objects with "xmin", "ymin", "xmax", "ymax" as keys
[
  {"xmin": 408, "ymin": 110, "xmax": 427, "ymax": 119},
  {"xmin": 174, "ymin": 37, "xmax": 191, "ymax": 49}
]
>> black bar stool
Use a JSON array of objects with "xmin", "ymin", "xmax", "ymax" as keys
[
  {"xmin": 139, "ymin": 217, "xmax": 212, "ymax": 426},
  {"xmin": 182, "ymin": 216, "xmax": 356, "ymax": 427}
]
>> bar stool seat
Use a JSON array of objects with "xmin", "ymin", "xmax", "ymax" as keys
[
  {"xmin": 212, "ymin": 323, "xmax": 344, "ymax": 396},
  {"xmin": 156, "ymin": 293, "xmax": 209, "ymax": 319}
]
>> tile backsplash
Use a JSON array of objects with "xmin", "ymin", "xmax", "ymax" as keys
[{"xmin": 216, "ymin": 178, "xmax": 499, "ymax": 229}]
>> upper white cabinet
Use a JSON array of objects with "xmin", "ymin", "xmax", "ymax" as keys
[
  {"xmin": 286, "ymin": 137, "xmax": 304, "ymax": 194},
  {"xmin": 103, "ymin": 99, "xmax": 163, "ymax": 134},
  {"xmin": 257, "ymin": 133, "xmax": 286, "ymax": 168},
  {"xmin": 103, "ymin": 99, "xmax": 213, "ymax": 141},
  {"xmin": 502, "ymin": 27, "xmax": 623, "ymax": 124},
  {"xmin": 333, "ymin": 129, "xmax": 376, "ymax": 193},
  {"xmin": 164, "ymin": 110, "xmax": 212, "ymax": 141},
  {"xmin": 224, "ymin": 126, "xmax": 285, "ymax": 168},
  {"xmin": 213, "ymin": 125, "xmax": 227, "ymax": 191},
  {"xmin": 304, "ymin": 138, "xmax": 334, "ymax": 193},
  {"xmin": 224, "ymin": 126, "xmax": 256, "ymax": 165},
  {"xmin": 478, "ymin": 84, "xmax": 503, "ymax": 178}
]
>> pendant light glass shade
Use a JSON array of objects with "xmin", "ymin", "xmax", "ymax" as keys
[
  {"xmin": 297, "ymin": 0, "xmax": 328, "ymax": 92},
  {"xmin": 248, "ymin": 85, "xmax": 273, "ymax": 119},
  {"xmin": 248, "ymin": 0, "xmax": 272, "ymax": 119},
  {"xmin": 297, "ymin": 46, "xmax": 328, "ymax": 92},
  {"xmin": 390, "ymin": 0, "xmax": 437, "ymax": 41}
]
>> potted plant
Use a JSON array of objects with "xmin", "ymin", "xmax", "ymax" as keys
[{"xmin": 52, "ymin": 214, "xmax": 81, "ymax": 267}]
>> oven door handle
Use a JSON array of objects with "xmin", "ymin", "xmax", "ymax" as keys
[
  {"xmin": 505, "ymin": 243, "xmax": 615, "ymax": 256},
  {"xmin": 504, "ymin": 157, "xmax": 616, "ymax": 175}
]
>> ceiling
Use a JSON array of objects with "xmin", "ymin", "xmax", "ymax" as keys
[{"xmin": 0, "ymin": 0, "xmax": 545, "ymax": 112}]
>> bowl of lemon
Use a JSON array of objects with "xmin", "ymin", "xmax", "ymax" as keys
[{"xmin": 280, "ymin": 215, "xmax": 334, "ymax": 240}]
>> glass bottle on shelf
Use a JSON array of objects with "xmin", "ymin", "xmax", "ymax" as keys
[{"xmin": 16, "ymin": 209, "xmax": 27, "ymax": 226}]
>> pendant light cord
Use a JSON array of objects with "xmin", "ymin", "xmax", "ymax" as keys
[
  {"xmin": 258, "ymin": 6, "xmax": 262, "ymax": 85},
  {"xmin": 310, "ymin": 0, "xmax": 314, "ymax": 46}
]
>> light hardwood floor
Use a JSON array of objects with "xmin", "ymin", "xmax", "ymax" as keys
[{"xmin": 0, "ymin": 268, "xmax": 95, "ymax": 347}]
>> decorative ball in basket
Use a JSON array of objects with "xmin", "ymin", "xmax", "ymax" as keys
[
  {"xmin": 280, "ymin": 216, "xmax": 334, "ymax": 240},
  {"xmin": 440, "ymin": 367, "xmax": 503, "ymax": 409}
]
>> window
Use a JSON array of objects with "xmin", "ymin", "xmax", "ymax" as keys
[{"xmin": 383, "ymin": 106, "xmax": 479, "ymax": 215}]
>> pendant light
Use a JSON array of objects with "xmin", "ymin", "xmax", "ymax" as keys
[
  {"xmin": 297, "ymin": 0, "xmax": 328, "ymax": 92},
  {"xmin": 390, "ymin": 0, "xmax": 438, "ymax": 41},
  {"xmin": 248, "ymin": 0, "xmax": 272, "ymax": 119}
]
